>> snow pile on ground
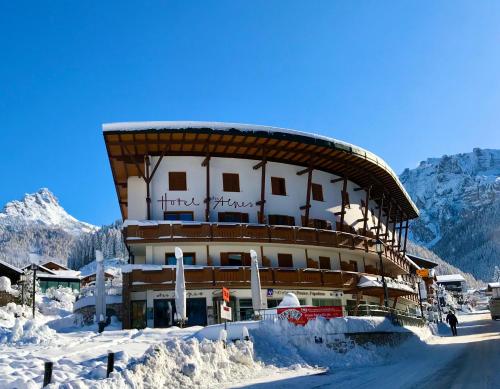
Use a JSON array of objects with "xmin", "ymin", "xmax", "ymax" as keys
[
  {"xmin": 0, "ymin": 302, "xmax": 57, "ymax": 345},
  {"xmin": 0, "ymin": 276, "xmax": 19, "ymax": 296},
  {"xmin": 76, "ymin": 337, "xmax": 261, "ymax": 389},
  {"xmin": 0, "ymin": 317, "xmax": 56, "ymax": 345},
  {"xmin": 277, "ymin": 292, "xmax": 301, "ymax": 307},
  {"xmin": 40, "ymin": 286, "xmax": 77, "ymax": 316}
]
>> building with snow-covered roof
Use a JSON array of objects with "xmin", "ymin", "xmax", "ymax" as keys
[
  {"xmin": 104, "ymin": 121, "xmax": 421, "ymax": 329},
  {"xmin": 21, "ymin": 260, "xmax": 81, "ymax": 292}
]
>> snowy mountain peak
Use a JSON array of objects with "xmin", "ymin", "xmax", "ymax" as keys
[
  {"xmin": 400, "ymin": 148, "xmax": 499, "ymax": 281},
  {"xmin": 0, "ymin": 188, "xmax": 96, "ymax": 235}
]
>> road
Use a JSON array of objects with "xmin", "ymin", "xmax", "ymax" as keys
[
  {"xmin": 240, "ymin": 312, "xmax": 500, "ymax": 389},
  {"xmin": 411, "ymin": 312, "xmax": 500, "ymax": 389}
]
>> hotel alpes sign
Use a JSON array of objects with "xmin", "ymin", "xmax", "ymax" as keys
[{"xmin": 158, "ymin": 194, "xmax": 254, "ymax": 210}]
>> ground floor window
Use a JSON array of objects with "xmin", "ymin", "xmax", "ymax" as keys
[
  {"xmin": 153, "ymin": 298, "xmax": 207, "ymax": 327},
  {"xmin": 39, "ymin": 280, "xmax": 80, "ymax": 292},
  {"xmin": 312, "ymin": 298, "xmax": 342, "ymax": 306},
  {"xmin": 267, "ymin": 298, "xmax": 306, "ymax": 308},
  {"xmin": 238, "ymin": 298, "xmax": 254, "ymax": 321},
  {"xmin": 131, "ymin": 300, "xmax": 147, "ymax": 329}
]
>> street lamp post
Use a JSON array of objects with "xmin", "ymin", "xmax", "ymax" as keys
[
  {"xmin": 375, "ymin": 239, "xmax": 389, "ymax": 308},
  {"xmin": 29, "ymin": 256, "xmax": 38, "ymax": 318},
  {"xmin": 20, "ymin": 273, "xmax": 26, "ymax": 306}
]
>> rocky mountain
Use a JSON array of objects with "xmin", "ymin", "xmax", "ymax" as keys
[
  {"xmin": 0, "ymin": 189, "xmax": 126, "ymax": 269},
  {"xmin": 400, "ymin": 148, "xmax": 499, "ymax": 282}
]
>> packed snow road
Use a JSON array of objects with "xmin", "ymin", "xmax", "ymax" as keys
[
  {"xmin": 240, "ymin": 312, "xmax": 500, "ymax": 389},
  {"xmin": 410, "ymin": 312, "xmax": 500, "ymax": 389}
]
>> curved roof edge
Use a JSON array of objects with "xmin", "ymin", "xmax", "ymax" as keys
[{"xmin": 103, "ymin": 121, "xmax": 419, "ymax": 217}]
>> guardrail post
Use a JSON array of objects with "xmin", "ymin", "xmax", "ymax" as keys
[{"xmin": 43, "ymin": 361, "xmax": 53, "ymax": 387}]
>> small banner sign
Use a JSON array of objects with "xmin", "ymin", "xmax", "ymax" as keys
[
  {"xmin": 416, "ymin": 269, "xmax": 430, "ymax": 278},
  {"xmin": 277, "ymin": 306, "xmax": 343, "ymax": 325},
  {"xmin": 222, "ymin": 287, "xmax": 230, "ymax": 303},
  {"xmin": 220, "ymin": 303, "xmax": 232, "ymax": 321}
]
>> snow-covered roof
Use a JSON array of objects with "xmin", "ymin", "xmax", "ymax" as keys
[
  {"xmin": 436, "ymin": 274, "xmax": 465, "ymax": 283},
  {"xmin": 0, "ymin": 259, "xmax": 24, "ymax": 274},
  {"xmin": 487, "ymin": 282, "xmax": 500, "ymax": 289},
  {"xmin": 358, "ymin": 275, "xmax": 416, "ymax": 293},
  {"xmin": 37, "ymin": 269, "xmax": 81, "ymax": 280},
  {"xmin": 103, "ymin": 120, "xmax": 391, "ymax": 175}
]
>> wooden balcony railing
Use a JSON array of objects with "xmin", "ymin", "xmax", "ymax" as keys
[
  {"xmin": 125, "ymin": 266, "xmax": 360, "ymax": 291},
  {"xmin": 124, "ymin": 222, "xmax": 410, "ymax": 273}
]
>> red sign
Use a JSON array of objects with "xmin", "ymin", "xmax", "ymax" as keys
[
  {"xmin": 277, "ymin": 306, "xmax": 343, "ymax": 325},
  {"xmin": 222, "ymin": 287, "xmax": 230, "ymax": 303}
]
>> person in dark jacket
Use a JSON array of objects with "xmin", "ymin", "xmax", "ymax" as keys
[{"xmin": 446, "ymin": 311, "xmax": 459, "ymax": 336}]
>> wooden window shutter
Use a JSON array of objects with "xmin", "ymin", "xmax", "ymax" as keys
[
  {"xmin": 271, "ymin": 177, "xmax": 286, "ymax": 195},
  {"xmin": 278, "ymin": 253, "xmax": 293, "ymax": 268},
  {"xmin": 242, "ymin": 253, "xmax": 251, "ymax": 266},
  {"xmin": 222, "ymin": 173, "xmax": 240, "ymax": 192},
  {"xmin": 319, "ymin": 256, "xmax": 331, "ymax": 270},
  {"xmin": 169, "ymin": 172, "xmax": 187, "ymax": 191},
  {"xmin": 311, "ymin": 183, "xmax": 323, "ymax": 201},
  {"xmin": 220, "ymin": 253, "xmax": 229, "ymax": 266}
]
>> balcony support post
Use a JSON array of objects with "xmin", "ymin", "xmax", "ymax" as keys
[
  {"xmin": 362, "ymin": 186, "xmax": 372, "ymax": 236},
  {"xmin": 384, "ymin": 199, "xmax": 393, "ymax": 243},
  {"xmin": 376, "ymin": 194, "xmax": 384, "ymax": 239},
  {"xmin": 402, "ymin": 219, "xmax": 409, "ymax": 257},
  {"xmin": 255, "ymin": 157, "xmax": 267, "ymax": 224},
  {"xmin": 303, "ymin": 167, "xmax": 313, "ymax": 226},
  {"xmin": 339, "ymin": 176, "xmax": 348, "ymax": 230},
  {"xmin": 202, "ymin": 154, "xmax": 211, "ymax": 222}
]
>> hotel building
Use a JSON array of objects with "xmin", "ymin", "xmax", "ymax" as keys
[{"xmin": 103, "ymin": 122, "xmax": 420, "ymax": 329}]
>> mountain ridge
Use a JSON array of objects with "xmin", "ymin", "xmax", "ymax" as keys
[{"xmin": 400, "ymin": 148, "xmax": 499, "ymax": 281}]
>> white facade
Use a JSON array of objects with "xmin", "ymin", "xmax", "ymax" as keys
[{"xmin": 127, "ymin": 156, "xmax": 397, "ymax": 243}]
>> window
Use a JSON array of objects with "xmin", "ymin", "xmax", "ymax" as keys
[
  {"xmin": 218, "ymin": 212, "xmax": 249, "ymax": 223},
  {"xmin": 165, "ymin": 252, "xmax": 196, "ymax": 266},
  {"xmin": 220, "ymin": 252, "xmax": 250, "ymax": 266},
  {"xmin": 271, "ymin": 177, "xmax": 286, "ymax": 195},
  {"xmin": 169, "ymin": 172, "xmax": 187, "ymax": 191},
  {"xmin": 222, "ymin": 173, "xmax": 240, "ymax": 192},
  {"xmin": 277, "ymin": 253, "xmax": 293, "ymax": 268},
  {"xmin": 164, "ymin": 211, "xmax": 194, "ymax": 221},
  {"xmin": 311, "ymin": 183, "xmax": 324, "ymax": 201},
  {"xmin": 268, "ymin": 214, "xmax": 295, "ymax": 226},
  {"xmin": 319, "ymin": 256, "xmax": 331, "ymax": 270}
]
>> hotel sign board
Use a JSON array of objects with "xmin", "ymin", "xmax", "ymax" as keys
[
  {"xmin": 220, "ymin": 303, "xmax": 232, "ymax": 321},
  {"xmin": 277, "ymin": 306, "xmax": 343, "ymax": 326},
  {"xmin": 222, "ymin": 287, "xmax": 230, "ymax": 303}
]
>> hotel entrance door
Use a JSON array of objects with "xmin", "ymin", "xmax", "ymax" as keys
[{"xmin": 153, "ymin": 298, "xmax": 207, "ymax": 327}]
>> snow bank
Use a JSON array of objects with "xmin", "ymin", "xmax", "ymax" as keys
[
  {"xmin": 74, "ymin": 337, "xmax": 262, "ymax": 388},
  {"xmin": 0, "ymin": 276, "xmax": 19, "ymax": 296},
  {"xmin": 0, "ymin": 316, "xmax": 56, "ymax": 345}
]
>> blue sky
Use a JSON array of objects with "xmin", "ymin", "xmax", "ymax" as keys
[{"xmin": 1, "ymin": 1, "xmax": 499, "ymax": 226}]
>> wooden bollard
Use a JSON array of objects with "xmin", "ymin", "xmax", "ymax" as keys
[
  {"xmin": 107, "ymin": 352, "xmax": 115, "ymax": 378},
  {"xmin": 43, "ymin": 361, "xmax": 53, "ymax": 387}
]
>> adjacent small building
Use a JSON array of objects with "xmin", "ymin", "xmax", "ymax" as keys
[
  {"xmin": 22, "ymin": 261, "xmax": 81, "ymax": 292},
  {"xmin": 0, "ymin": 259, "xmax": 24, "ymax": 285}
]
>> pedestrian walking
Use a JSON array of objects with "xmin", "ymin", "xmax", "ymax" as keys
[{"xmin": 446, "ymin": 311, "xmax": 459, "ymax": 336}]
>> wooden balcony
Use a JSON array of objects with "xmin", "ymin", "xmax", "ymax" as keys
[
  {"xmin": 125, "ymin": 266, "xmax": 361, "ymax": 292},
  {"xmin": 124, "ymin": 222, "xmax": 410, "ymax": 274}
]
